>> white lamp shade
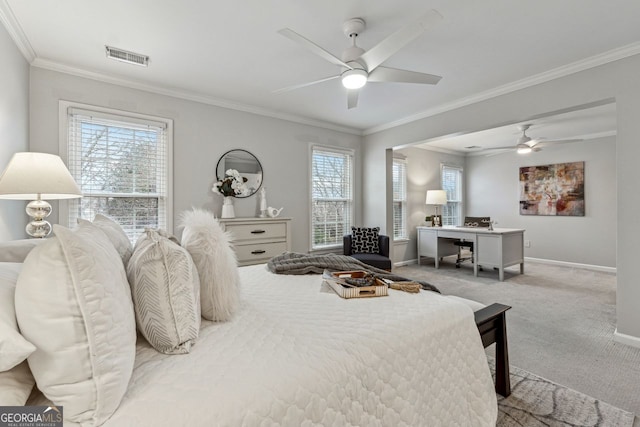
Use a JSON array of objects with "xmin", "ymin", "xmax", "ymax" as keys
[
  {"xmin": 0, "ymin": 152, "xmax": 82, "ymax": 200},
  {"xmin": 426, "ymin": 189, "xmax": 447, "ymax": 205}
]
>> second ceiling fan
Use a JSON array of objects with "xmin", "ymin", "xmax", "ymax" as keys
[
  {"xmin": 487, "ymin": 124, "xmax": 584, "ymax": 155},
  {"xmin": 276, "ymin": 10, "xmax": 443, "ymax": 109}
]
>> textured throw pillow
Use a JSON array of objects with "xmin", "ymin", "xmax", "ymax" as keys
[
  {"xmin": 351, "ymin": 226, "xmax": 380, "ymax": 254},
  {"xmin": 127, "ymin": 229, "xmax": 201, "ymax": 354},
  {"xmin": 180, "ymin": 208, "xmax": 240, "ymax": 322},
  {"xmin": 0, "ymin": 263, "xmax": 35, "ymax": 405},
  {"xmin": 15, "ymin": 222, "xmax": 136, "ymax": 425},
  {"xmin": 79, "ymin": 213, "xmax": 133, "ymax": 266}
]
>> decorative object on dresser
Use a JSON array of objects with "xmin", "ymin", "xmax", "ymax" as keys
[
  {"xmin": 259, "ymin": 187, "xmax": 268, "ymax": 217},
  {"xmin": 425, "ymin": 189, "xmax": 447, "ymax": 227},
  {"xmin": 219, "ymin": 217, "xmax": 292, "ymax": 266},
  {"xmin": 0, "ymin": 152, "xmax": 82, "ymax": 238}
]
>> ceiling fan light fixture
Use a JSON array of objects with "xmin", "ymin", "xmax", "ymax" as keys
[
  {"xmin": 341, "ymin": 68, "xmax": 368, "ymax": 89},
  {"xmin": 516, "ymin": 144, "xmax": 532, "ymax": 154}
]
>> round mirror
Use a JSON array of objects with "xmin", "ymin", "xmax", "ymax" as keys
[{"xmin": 215, "ymin": 149, "xmax": 263, "ymax": 198}]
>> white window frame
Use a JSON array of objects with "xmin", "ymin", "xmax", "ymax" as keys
[
  {"xmin": 392, "ymin": 158, "xmax": 408, "ymax": 240},
  {"xmin": 58, "ymin": 101, "xmax": 173, "ymax": 241},
  {"xmin": 440, "ymin": 164, "xmax": 463, "ymax": 226},
  {"xmin": 309, "ymin": 145, "xmax": 354, "ymax": 251}
]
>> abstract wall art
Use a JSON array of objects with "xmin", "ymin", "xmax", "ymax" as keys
[{"xmin": 519, "ymin": 161, "xmax": 585, "ymax": 216}]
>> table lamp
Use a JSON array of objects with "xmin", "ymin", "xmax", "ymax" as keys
[
  {"xmin": 426, "ymin": 190, "xmax": 447, "ymax": 227},
  {"xmin": 0, "ymin": 152, "xmax": 82, "ymax": 238}
]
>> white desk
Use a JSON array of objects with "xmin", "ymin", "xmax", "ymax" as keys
[{"xmin": 417, "ymin": 226, "xmax": 525, "ymax": 281}]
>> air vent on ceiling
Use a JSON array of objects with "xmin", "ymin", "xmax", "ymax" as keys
[{"xmin": 105, "ymin": 46, "xmax": 149, "ymax": 67}]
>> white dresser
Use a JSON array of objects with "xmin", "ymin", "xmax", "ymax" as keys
[{"xmin": 219, "ymin": 217, "xmax": 292, "ymax": 266}]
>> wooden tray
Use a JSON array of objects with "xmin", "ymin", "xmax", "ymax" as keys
[{"xmin": 322, "ymin": 270, "xmax": 388, "ymax": 299}]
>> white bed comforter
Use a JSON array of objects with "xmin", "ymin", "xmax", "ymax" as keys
[{"xmin": 39, "ymin": 264, "xmax": 498, "ymax": 426}]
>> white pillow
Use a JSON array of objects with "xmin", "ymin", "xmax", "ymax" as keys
[
  {"xmin": 0, "ymin": 239, "xmax": 44, "ymax": 262},
  {"xmin": 0, "ymin": 262, "xmax": 35, "ymax": 405},
  {"xmin": 0, "ymin": 362, "xmax": 35, "ymax": 405},
  {"xmin": 15, "ymin": 222, "xmax": 136, "ymax": 425},
  {"xmin": 180, "ymin": 209, "xmax": 240, "ymax": 321},
  {"xmin": 79, "ymin": 213, "xmax": 133, "ymax": 266},
  {"xmin": 127, "ymin": 229, "xmax": 201, "ymax": 354}
]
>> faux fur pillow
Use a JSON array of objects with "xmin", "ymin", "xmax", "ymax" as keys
[{"xmin": 180, "ymin": 209, "xmax": 240, "ymax": 322}]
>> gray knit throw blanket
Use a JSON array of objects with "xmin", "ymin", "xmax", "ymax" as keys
[{"xmin": 267, "ymin": 252, "xmax": 440, "ymax": 293}]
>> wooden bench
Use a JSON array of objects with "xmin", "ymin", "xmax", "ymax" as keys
[{"xmin": 474, "ymin": 303, "xmax": 511, "ymax": 397}]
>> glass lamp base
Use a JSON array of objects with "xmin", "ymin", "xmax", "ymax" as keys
[
  {"xmin": 25, "ymin": 199, "xmax": 53, "ymax": 238},
  {"xmin": 26, "ymin": 219, "xmax": 52, "ymax": 238}
]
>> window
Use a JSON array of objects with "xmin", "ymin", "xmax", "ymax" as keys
[
  {"xmin": 441, "ymin": 165, "xmax": 463, "ymax": 226},
  {"xmin": 310, "ymin": 146, "xmax": 353, "ymax": 249},
  {"xmin": 392, "ymin": 158, "xmax": 407, "ymax": 239},
  {"xmin": 63, "ymin": 103, "xmax": 172, "ymax": 243}
]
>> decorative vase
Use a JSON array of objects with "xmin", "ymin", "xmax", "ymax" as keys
[{"xmin": 221, "ymin": 196, "xmax": 235, "ymax": 219}]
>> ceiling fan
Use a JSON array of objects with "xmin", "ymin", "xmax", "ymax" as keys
[
  {"xmin": 275, "ymin": 10, "xmax": 443, "ymax": 109},
  {"xmin": 487, "ymin": 124, "xmax": 584, "ymax": 155}
]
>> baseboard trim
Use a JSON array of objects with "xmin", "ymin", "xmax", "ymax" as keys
[
  {"xmin": 394, "ymin": 259, "xmax": 418, "ymax": 267},
  {"xmin": 613, "ymin": 329, "xmax": 640, "ymax": 349},
  {"xmin": 524, "ymin": 257, "xmax": 616, "ymax": 274}
]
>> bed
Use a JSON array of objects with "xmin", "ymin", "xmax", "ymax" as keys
[
  {"xmin": 0, "ymin": 214, "xmax": 497, "ymax": 427},
  {"xmin": 23, "ymin": 263, "xmax": 497, "ymax": 426}
]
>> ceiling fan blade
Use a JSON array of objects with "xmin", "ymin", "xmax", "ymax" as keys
[
  {"xmin": 368, "ymin": 66, "xmax": 441, "ymax": 85},
  {"xmin": 359, "ymin": 9, "xmax": 443, "ymax": 72},
  {"xmin": 347, "ymin": 89, "xmax": 359, "ymax": 109},
  {"xmin": 533, "ymin": 139, "xmax": 584, "ymax": 148},
  {"xmin": 273, "ymin": 75, "xmax": 339, "ymax": 94},
  {"xmin": 278, "ymin": 28, "xmax": 352, "ymax": 69}
]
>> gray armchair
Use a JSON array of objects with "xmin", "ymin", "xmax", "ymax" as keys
[{"xmin": 343, "ymin": 234, "xmax": 392, "ymax": 271}]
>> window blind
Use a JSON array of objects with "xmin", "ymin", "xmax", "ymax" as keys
[
  {"xmin": 441, "ymin": 165, "xmax": 463, "ymax": 226},
  {"xmin": 67, "ymin": 108, "xmax": 169, "ymax": 243},
  {"xmin": 311, "ymin": 147, "xmax": 353, "ymax": 249},
  {"xmin": 392, "ymin": 159, "xmax": 407, "ymax": 239}
]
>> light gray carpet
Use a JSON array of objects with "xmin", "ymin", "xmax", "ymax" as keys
[{"xmin": 396, "ymin": 258, "xmax": 640, "ymax": 426}]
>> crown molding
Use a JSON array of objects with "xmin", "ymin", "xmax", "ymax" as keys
[
  {"xmin": 364, "ymin": 41, "xmax": 640, "ymax": 136},
  {"xmin": 31, "ymin": 57, "xmax": 363, "ymax": 136},
  {"xmin": 0, "ymin": 0, "xmax": 35, "ymax": 62}
]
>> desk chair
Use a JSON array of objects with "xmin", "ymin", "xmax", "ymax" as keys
[
  {"xmin": 343, "ymin": 228, "xmax": 392, "ymax": 271},
  {"xmin": 454, "ymin": 217, "xmax": 491, "ymax": 268}
]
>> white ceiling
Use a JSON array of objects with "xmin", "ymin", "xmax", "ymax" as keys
[{"xmin": 2, "ymin": 0, "xmax": 639, "ymax": 135}]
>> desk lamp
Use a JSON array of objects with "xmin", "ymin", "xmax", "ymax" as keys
[
  {"xmin": 0, "ymin": 152, "xmax": 82, "ymax": 238},
  {"xmin": 426, "ymin": 190, "xmax": 447, "ymax": 227}
]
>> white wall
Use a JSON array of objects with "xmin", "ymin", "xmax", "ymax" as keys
[
  {"xmin": 465, "ymin": 137, "xmax": 616, "ymax": 268},
  {"xmin": 393, "ymin": 147, "xmax": 465, "ymax": 262},
  {"xmin": 362, "ymin": 54, "xmax": 640, "ymax": 343},
  {"xmin": 28, "ymin": 68, "xmax": 362, "ymax": 252},
  {"xmin": 0, "ymin": 22, "xmax": 29, "ymax": 240}
]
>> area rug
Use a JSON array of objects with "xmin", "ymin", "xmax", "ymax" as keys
[{"xmin": 491, "ymin": 360, "xmax": 635, "ymax": 426}]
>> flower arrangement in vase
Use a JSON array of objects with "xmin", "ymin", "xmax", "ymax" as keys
[{"xmin": 212, "ymin": 169, "xmax": 249, "ymax": 218}]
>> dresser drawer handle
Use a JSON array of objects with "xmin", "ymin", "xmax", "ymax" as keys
[
  {"xmin": 251, "ymin": 249, "xmax": 266, "ymax": 255},
  {"xmin": 250, "ymin": 230, "xmax": 266, "ymax": 234}
]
